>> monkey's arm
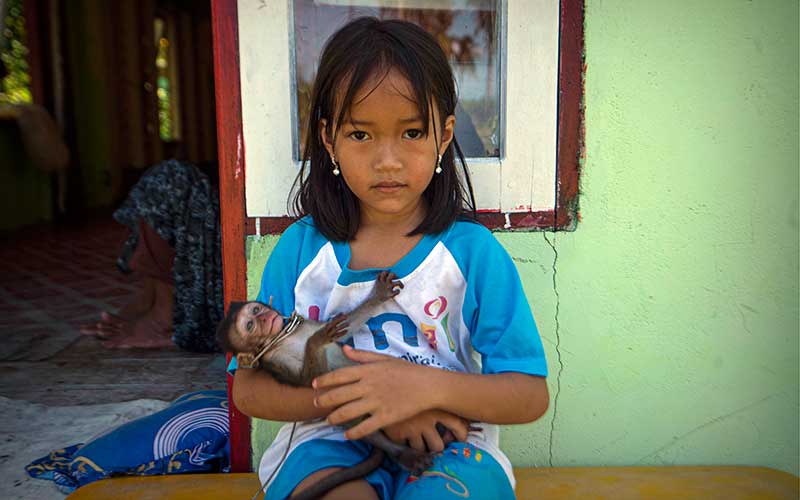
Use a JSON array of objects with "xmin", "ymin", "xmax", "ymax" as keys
[
  {"xmin": 337, "ymin": 271, "xmax": 403, "ymax": 337},
  {"xmin": 297, "ymin": 315, "xmax": 349, "ymax": 386}
]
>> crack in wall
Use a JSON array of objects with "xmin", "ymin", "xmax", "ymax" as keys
[{"xmin": 543, "ymin": 232, "xmax": 563, "ymax": 467}]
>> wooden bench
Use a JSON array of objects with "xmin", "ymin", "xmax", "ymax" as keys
[{"xmin": 66, "ymin": 466, "xmax": 798, "ymax": 499}]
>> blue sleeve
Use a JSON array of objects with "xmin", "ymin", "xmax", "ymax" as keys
[
  {"xmin": 448, "ymin": 223, "xmax": 548, "ymax": 377},
  {"xmin": 227, "ymin": 356, "xmax": 238, "ymax": 375},
  {"xmin": 255, "ymin": 222, "xmax": 309, "ymax": 317}
]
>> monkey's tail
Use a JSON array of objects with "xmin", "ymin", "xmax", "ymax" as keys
[{"xmin": 288, "ymin": 447, "xmax": 385, "ymax": 500}]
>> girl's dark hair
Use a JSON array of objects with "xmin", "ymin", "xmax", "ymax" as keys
[{"xmin": 290, "ymin": 17, "xmax": 477, "ymax": 241}]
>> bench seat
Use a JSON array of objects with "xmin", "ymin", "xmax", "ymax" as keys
[{"xmin": 66, "ymin": 466, "xmax": 799, "ymax": 499}]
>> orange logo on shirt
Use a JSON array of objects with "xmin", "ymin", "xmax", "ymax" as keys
[{"xmin": 420, "ymin": 323, "xmax": 437, "ymax": 350}]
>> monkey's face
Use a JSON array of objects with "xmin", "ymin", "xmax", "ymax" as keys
[{"xmin": 233, "ymin": 302, "xmax": 285, "ymax": 353}]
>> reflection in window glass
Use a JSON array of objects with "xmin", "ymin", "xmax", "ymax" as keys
[
  {"xmin": 0, "ymin": 0, "xmax": 33, "ymax": 104},
  {"xmin": 155, "ymin": 18, "xmax": 174, "ymax": 141},
  {"xmin": 292, "ymin": 0, "xmax": 500, "ymax": 158}
]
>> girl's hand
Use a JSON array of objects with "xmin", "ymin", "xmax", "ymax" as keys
[
  {"xmin": 383, "ymin": 409, "xmax": 470, "ymax": 452},
  {"xmin": 312, "ymin": 346, "xmax": 440, "ymax": 440}
]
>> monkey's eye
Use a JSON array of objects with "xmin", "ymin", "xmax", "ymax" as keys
[{"xmin": 246, "ymin": 320, "xmax": 254, "ymax": 332}]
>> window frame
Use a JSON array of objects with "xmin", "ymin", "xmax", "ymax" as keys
[
  {"xmin": 211, "ymin": 0, "xmax": 584, "ymax": 472},
  {"xmin": 238, "ymin": 0, "xmax": 578, "ymax": 232}
]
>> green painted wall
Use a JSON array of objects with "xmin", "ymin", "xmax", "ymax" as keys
[{"xmin": 244, "ymin": 0, "xmax": 799, "ymax": 475}]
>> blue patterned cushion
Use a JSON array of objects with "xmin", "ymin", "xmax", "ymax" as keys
[{"xmin": 25, "ymin": 390, "xmax": 229, "ymax": 493}]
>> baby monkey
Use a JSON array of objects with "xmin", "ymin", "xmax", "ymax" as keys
[{"xmin": 218, "ymin": 271, "xmax": 457, "ymax": 500}]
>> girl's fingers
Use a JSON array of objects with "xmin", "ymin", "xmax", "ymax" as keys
[
  {"xmin": 312, "ymin": 366, "xmax": 363, "ymax": 389},
  {"xmin": 326, "ymin": 399, "xmax": 373, "ymax": 427},
  {"xmin": 312, "ymin": 349, "xmax": 397, "ymax": 388},
  {"xmin": 314, "ymin": 383, "xmax": 366, "ymax": 409},
  {"xmin": 344, "ymin": 416, "xmax": 386, "ymax": 441},
  {"xmin": 342, "ymin": 345, "xmax": 396, "ymax": 363},
  {"xmin": 422, "ymin": 426, "xmax": 445, "ymax": 453},
  {"xmin": 438, "ymin": 413, "xmax": 469, "ymax": 442},
  {"xmin": 408, "ymin": 433, "xmax": 426, "ymax": 452}
]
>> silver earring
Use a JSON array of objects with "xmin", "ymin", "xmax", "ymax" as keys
[
  {"xmin": 331, "ymin": 155, "xmax": 340, "ymax": 176},
  {"xmin": 435, "ymin": 154, "xmax": 442, "ymax": 174}
]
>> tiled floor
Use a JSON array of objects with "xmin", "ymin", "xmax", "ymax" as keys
[
  {"xmin": 0, "ymin": 214, "xmax": 225, "ymax": 406},
  {"xmin": 0, "ymin": 217, "xmax": 134, "ymax": 351}
]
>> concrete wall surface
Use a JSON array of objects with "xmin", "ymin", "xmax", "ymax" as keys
[{"xmin": 245, "ymin": 0, "xmax": 799, "ymax": 475}]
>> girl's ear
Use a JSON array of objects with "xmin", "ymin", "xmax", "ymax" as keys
[
  {"xmin": 319, "ymin": 118, "xmax": 335, "ymax": 157},
  {"xmin": 438, "ymin": 114, "xmax": 456, "ymax": 155}
]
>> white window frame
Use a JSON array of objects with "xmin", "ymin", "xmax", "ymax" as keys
[{"xmin": 237, "ymin": 0, "xmax": 559, "ymax": 216}]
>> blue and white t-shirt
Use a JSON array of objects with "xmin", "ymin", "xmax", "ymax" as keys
[{"xmin": 236, "ymin": 217, "xmax": 547, "ymax": 488}]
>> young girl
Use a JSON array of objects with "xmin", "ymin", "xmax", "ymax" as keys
[{"xmin": 232, "ymin": 17, "xmax": 549, "ymax": 500}]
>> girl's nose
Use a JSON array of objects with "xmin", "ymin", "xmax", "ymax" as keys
[{"xmin": 374, "ymin": 141, "xmax": 402, "ymax": 171}]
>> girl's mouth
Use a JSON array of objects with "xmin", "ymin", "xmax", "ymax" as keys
[{"xmin": 373, "ymin": 182, "xmax": 405, "ymax": 193}]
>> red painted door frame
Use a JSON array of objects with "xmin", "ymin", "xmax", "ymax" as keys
[
  {"xmin": 211, "ymin": 0, "xmax": 584, "ymax": 473},
  {"xmin": 211, "ymin": 0, "xmax": 251, "ymax": 472}
]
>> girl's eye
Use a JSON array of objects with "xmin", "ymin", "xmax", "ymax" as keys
[
  {"xmin": 404, "ymin": 129, "xmax": 424, "ymax": 140},
  {"xmin": 349, "ymin": 131, "xmax": 370, "ymax": 141},
  {"xmin": 246, "ymin": 320, "xmax": 254, "ymax": 332},
  {"xmin": 252, "ymin": 306, "xmax": 260, "ymax": 314}
]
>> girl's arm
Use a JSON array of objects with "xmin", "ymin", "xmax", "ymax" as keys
[
  {"xmin": 233, "ymin": 367, "xmax": 329, "ymax": 421},
  {"xmin": 313, "ymin": 346, "xmax": 548, "ymax": 440},
  {"xmin": 426, "ymin": 370, "xmax": 548, "ymax": 424}
]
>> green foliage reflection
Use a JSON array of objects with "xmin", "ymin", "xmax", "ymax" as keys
[{"xmin": 0, "ymin": 0, "xmax": 33, "ymax": 104}]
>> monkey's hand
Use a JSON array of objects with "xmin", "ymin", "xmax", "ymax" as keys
[
  {"xmin": 383, "ymin": 409, "xmax": 470, "ymax": 453},
  {"xmin": 374, "ymin": 271, "xmax": 404, "ymax": 301},
  {"xmin": 321, "ymin": 314, "xmax": 349, "ymax": 342},
  {"xmin": 237, "ymin": 352, "xmax": 257, "ymax": 368}
]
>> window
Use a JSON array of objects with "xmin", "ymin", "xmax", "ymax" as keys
[
  {"xmin": 239, "ymin": 0, "xmax": 563, "ymax": 221},
  {"xmin": 291, "ymin": 0, "xmax": 501, "ymax": 159},
  {"xmin": 0, "ymin": 0, "xmax": 33, "ymax": 104},
  {"xmin": 154, "ymin": 15, "xmax": 181, "ymax": 142}
]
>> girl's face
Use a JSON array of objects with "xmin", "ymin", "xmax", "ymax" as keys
[{"xmin": 321, "ymin": 69, "xmax": 455, "ymax": 227}]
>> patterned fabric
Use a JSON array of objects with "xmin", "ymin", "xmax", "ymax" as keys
[
  {"xmin": 25, "ymin": 391, "xmax": 230, "ymax": 494},
  {"xmin": 265, "ymin": 440, "xmax": 514, "ymax": 500},
  {"xmin": 114, "ymin": 159, "xmax": 223, "ymax": 352}
]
